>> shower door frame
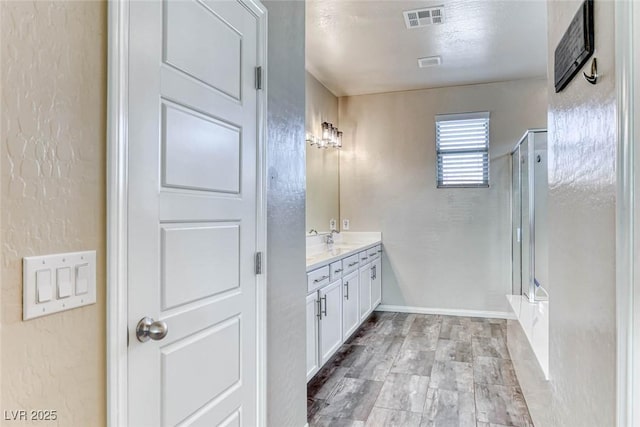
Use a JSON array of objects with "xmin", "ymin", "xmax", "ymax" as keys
[
  {"xmin": 510, "ymin": 145, "xmax": 522, "ymax": 296},
  {"xmin": 511, "ymin": 129, "xmax": 546, "ymax": 302}
]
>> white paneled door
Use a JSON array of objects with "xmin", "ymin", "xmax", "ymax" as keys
[{"xmin": 127, "ymin": 1, "xmax": 265, "ymax": 426}]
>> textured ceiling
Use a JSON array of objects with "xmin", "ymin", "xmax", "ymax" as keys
[{"xmin": 306, "ymin": 0, "xmax": 548, "ymax": 96}]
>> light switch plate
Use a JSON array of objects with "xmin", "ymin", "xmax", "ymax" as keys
[
  {"xmin": 342, "ymin": 219, "xmax": 350, "ymax": 230},
  {"xmin": 23, "ymin": 250, "xmax": 96, "ymax": 320}
]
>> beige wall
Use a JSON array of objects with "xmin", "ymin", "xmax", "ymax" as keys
[
  {"xmin": 339, "ymin": 78, "xmax": 547, "ymax": 313},
  {"xmin": 0, "ymin": 1, "xmax": 107, "ymax": 426},
  {"xmin": 306, "ymin": 71, "xmax": 339, "ymax": 232},
  {"xmin": 545, "ymin": 0, "xmax": 616, "ymax": 425}
]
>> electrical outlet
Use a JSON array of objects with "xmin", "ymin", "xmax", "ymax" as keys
[
  {"xmin": 342, "ymin": 219, "xmax": 350, "ymax": 230},
  {"xmin": 329, "ymin": 218, "xmax": 337, "ymax": 230}
]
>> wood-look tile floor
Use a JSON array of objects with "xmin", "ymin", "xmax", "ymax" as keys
[{"xmin": 307, "ymin": 312, "xmax": 534, "ymax": 427}]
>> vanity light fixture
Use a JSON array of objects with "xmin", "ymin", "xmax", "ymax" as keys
[
  {"xmin": 307, "ymin": 121, "xmax": 342, "ymax": 149},
  {"xmin": 322, "ymin": 122, "xmax": 332, "ymax": 146}
]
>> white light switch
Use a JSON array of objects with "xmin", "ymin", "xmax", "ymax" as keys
[
  {"xmin": 76, "ymin": 264, "xmax": 89, "ymax": 295},
  {"xmin": 57, "ymin": 267, "xmax": 72, "ymax": 298},
  {"xmin": 36, "ymin": 269, "xmax": 52, "ymax": 303},
  {"xmin": 23, "ymin": 250, "xmax": 96, "ymax": 320}
]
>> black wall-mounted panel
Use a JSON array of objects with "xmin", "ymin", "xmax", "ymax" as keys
[{"xmin": 554, "ymin": 0, "xmax": 594, "ymax": 93}]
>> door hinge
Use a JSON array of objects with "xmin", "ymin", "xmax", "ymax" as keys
[
  {"xmin": 255, "ymin": 251, "xmax": 263, "ymax": 275},
  {"xmin": 255, "ymin": 66, "xmax": 263, "ymax": 90}
]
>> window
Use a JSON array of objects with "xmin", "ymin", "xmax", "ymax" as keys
[{"xmin": 435, "ymin": 112, "xmax": 490, "ymax": 188}]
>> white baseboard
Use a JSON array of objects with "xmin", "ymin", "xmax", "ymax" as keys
[{"xmin": 376, "ymin": 304, "xmax": 515, "ymax": 320}]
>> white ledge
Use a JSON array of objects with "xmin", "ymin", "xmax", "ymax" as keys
[{"xmin": 506, "ymin": 294, "xmax": 549, "ymax": 380}]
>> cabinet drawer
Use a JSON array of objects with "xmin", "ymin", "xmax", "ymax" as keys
[
  {"xmin": 307, "ymin": 266, "xmax": 331, "ymax": 294},
  {"xmin": 359, "ymin": 250, "xmax": 371, "ymax": 265},
  {"xmin": 330, "ymin": 261, "xmax": 344, "ymax": 282},
  {"xmin": 367, "ymin": 245, "xmax": 382, "ymax": 260},
  {"xmin": 343, "ymin": 254, "xmax": 360, "ymax": 274}
]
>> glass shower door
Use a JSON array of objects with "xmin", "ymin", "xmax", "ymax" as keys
[{"xmin": 511, "ymin": 130, "xmax": 548, "ymax": 301}]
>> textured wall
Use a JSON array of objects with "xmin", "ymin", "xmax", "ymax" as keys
[
  {"xmin": 263, "ymin": 2, "xmax": 307, "ymax": 427},
  {"xmin": 545, "ymin": 0, "xmax": 616, "ymax": 425},
  {"xmin": 0, "ymin": 1, "xmax": 107, "ymax": 426},
  {"xmin": 339, "ymin": 79, "xmax": 547, "ymax": 314},
  {"xmin": 305, "ymin": 71, "xmax": 339, "ymax": 232}
]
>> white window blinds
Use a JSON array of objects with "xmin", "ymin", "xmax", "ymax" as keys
[{"xmin": 435, "ymin": 112, "xmax": 490, "ymax": 188}]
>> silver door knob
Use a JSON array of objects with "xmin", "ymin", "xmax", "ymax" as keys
[{"xmin": 136, "ymin": 317, "xmax": 168, "ymax": 342}]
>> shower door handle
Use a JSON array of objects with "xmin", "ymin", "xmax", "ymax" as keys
[{"xmin": 517, "ymin": 227, "xmax": 521, "ymax": 243}]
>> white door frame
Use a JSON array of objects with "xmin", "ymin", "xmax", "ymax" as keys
[
  {"xmin": 106, "ymin": 1, "xmax": 268, "ymax": 425},
  {"xmin": 616, "ymin": 1, "xmax": 637, "ymax": 426}
]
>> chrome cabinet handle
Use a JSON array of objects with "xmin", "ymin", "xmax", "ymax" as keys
[
  {"xmin": 362, "ymin": 256, "xmax": 368, "ymax": 260},
  {"xmin": 136, "ymin": 317, "xmax": 168, "ymax": 342},
  {"xmin": 314, "ymin": 275, "xmax": 329, "ymax": 283},
  {"xmin": 317, "ymin": 299, "xmax": 322, "ymax": 319},
  {"xmin": 344, "ymin": 281, "xmax": 349, "ymax": 300},
  {"xmin": 377, "ymin": 250, "xmax": 382, "ymax": 253},
  {"xmin": 348, "ymin": 262, "xmax": 359, "ymax": 267},
  {"xmin": 321, "ymin": 295, "xmax": 327, "ymax": 316},
  {"xmin": 335, "ymin": 268, "xmax": 343, "ymax": 273}
]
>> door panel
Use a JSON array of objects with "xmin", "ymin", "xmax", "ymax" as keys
[
  {"xmin": 306, "ymin": 292, "xmax": 319, "ymax": 381},
  {"xmin": 319, "ymin": 280, "xmax": 343, "ymax": 365},
  {"xmin": 164, "ymin": 0, "xmax": 242, "ymax": 98},
  {"xmin": 128, "ymin": 1, "xmax": 262, "ymax": 425},
  {"xmin": 161, "ymin": 223, "xmax": 240, "ymax": 310},
  {"xmin": 342, "ymin": 270, "xmax": 359, "ymax": 340},
  {"xmin": 162, "ymin": 102, "xmax": 241, "ymax": 193},
  {"xmin": 371, "ymin": 258, "xmax": 381, "ymax": 308},
  {"xmin": 162, "ymin": 317, "xmax": 240, "ymax": 426}
]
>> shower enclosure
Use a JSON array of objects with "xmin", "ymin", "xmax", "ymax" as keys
[{"xmin": 511, "ymin": 129, "xmax": 548, "ymax": 301}]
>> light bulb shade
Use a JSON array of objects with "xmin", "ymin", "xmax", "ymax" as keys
[
  {"xmin": 321, "ymin": 122, "xmax": 331, "ymax": 143},
  {"xmin": 306, "ymin": 132, "xmax": 315, "ymax": 145},
  {"xmin": 331, "ymin": 126, "xmax": 338, "ymax": 146},
  {"xmin": 337, "ymin": 131, "xmax": 343, "ymax": 148}
]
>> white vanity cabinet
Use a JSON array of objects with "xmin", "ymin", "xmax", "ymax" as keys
[
  {"xmin": 306, "ymin": 292, "xmax": 319, "ymax": 381},
  {"xmin": 318, "ymin": 279, "xmax": 343, "ymax": 365},
  {"xmin": 306, "ymin": 236, "xmax": 382, "ymax": 382},
  {"xmin": 342, "ymin": 270, "xmax": 360, "ymax": 340}
]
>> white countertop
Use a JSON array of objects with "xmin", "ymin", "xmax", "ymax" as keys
[
  {"xmin": 306, "ymin": 232, "xmax": 382, "ymax": 271},
  {"xmin": 506, "ymin": 294, "xmax": 549, "ymax": 380}
]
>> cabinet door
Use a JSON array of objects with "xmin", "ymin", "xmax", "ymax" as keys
[
  {"xmin": 359, "ymin": 264, "xmax": 372, "ymax": 321},
  {"xmin": 371, "ymin": 258, "xmax": 382, "ymax": 308},
  {"xmin": 342, "ymin": 270, "xmax": 360, "ymax": 340},
  {"xmin": 306, "ymin": 292, "xmax": 319, "ymax": 381},
  {"xmin": 319, "ymin": 280, "xmax": 343, "ymax": 365}
]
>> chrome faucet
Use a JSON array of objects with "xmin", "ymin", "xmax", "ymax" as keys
[{"xmin": 325, "ymin": 229, "xmax": 340, "ymax": 245}]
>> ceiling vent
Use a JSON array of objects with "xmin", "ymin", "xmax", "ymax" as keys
[
  {"xmin": 418, "ymin": 56, "xmax": 442, "ymax": 68},
  {"xmin": 403, "ymin": 6, "xmax": 445, "ymax": 29}
]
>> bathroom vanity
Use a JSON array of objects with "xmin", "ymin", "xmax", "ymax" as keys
[{"xmin": 305, "ymin": 232, "xmax": 382, "ymax": 381}]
